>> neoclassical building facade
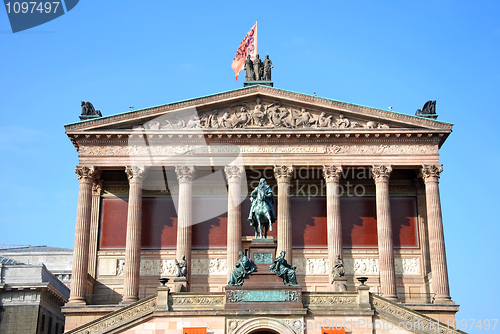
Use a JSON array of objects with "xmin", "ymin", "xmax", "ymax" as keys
[{"xmin": 62, "ymin": 85, "xmax": 462, "ymax": 334}]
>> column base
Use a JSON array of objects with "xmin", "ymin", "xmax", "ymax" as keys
[
  {"xmin": 382, "ymin": 294, "xmax": 398, "ymax": 302},
  {"xmin": 120, "ymin": 296, "xmax": 138, "ymax": 304},
  {"xmin": 66, "ymin": 297, "xmax": 87, "ymax": 306},
  {"xmin": 434, "ymin": 295, "xmax": 454, "ymax": 304}
]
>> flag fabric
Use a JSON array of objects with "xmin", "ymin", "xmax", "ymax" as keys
[{"xmin": 231, "ymin": 22, "xmax": 258, "ymax": 81}]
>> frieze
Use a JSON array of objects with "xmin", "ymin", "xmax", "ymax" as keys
[
  {"xmin": 325, "ymin": 143, "xmax": 437, "ymax": 155},
  {"xmin": 67, "ymin": 295, "xmax": 157, "ymax": 334},
  {"xmin": 65, "ymin": 85, "xmax": 452, "ymax": 133},
  {"xmin": 303, "ymin": 293, "xmax": 357, "ymax": 306},
  {"xmin": 191, "ymin": 258, "xmax": 227, "ymax": 275},
  {"xmin": 372, "ymin": 295, "xmax": 462, "ymax": 334},
  {"xmin": 78, "ymin": 142, "xmax": 438, "ymax": 157},
  {"xmin": 293, "ymin": 258, "xmax": 330, "ymax": 275},
  {"xmin": 169, "ymin": 294, "xmax": 224, "ymax": 310}
]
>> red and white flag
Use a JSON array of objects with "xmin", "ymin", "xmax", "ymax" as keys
[{"xmin": 231, "ymin": 22, "xmax": 258, "ymax": 81}]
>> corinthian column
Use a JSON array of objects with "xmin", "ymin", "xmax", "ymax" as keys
[
  {"xmin": 274, "ymin": 165, "xmax": 294, "ymax": 262},
  {"xmin": 372, "ymin": 165, "xmax": 397, "ymax": 301},
  {"xmin": 421, "ymin": 165, "xmax": 451, "ymax": 303},
  {"xmin": 225, "ymin": 165, "xmax": 244, "ymax": 281},
  {"xmin": 88, "ymin": 179, "xmax": 103, "ymax": 279},
  {"xmin": 175, "ymin": 165, "xmax": 195, "ymax": 289},
  {"xmin": 122, "ymin": 166, "xmax": 148, "ymax": 304},
  {"xmin": 323, "ymin": 166, "xmax": 343, "ymax": 281},
  {"xmin": 68, "ymin": 166, "xmax": 97, "ymax": 305}
]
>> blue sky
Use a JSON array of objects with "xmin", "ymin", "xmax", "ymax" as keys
[{"xmin": 1, "ymin": 1, "xmax": 499, "ymax": 331}]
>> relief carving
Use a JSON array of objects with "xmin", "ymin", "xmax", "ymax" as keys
[
  {"xmin": 325, "ymin": 144, "xmax": 437, "ymax": 155},
  {"xmin": 395, "ymin": 258, "xmax": 420, "ymax": 275},
  {"xmin": 138, "ymin": 98, "xmax": 391, "ymax": 131}
]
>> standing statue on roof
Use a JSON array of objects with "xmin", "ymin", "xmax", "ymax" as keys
[
  {"xmin": 253, "ymin": 54, "xmax": 263, "ymax": 80},
  {"xmin": 263, "ymin": 55, "xmax": 273, "ymax": 81}
]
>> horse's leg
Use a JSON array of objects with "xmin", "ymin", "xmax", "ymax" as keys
[
  {"xmin": 266, "ymin": 212, "xmax": 273, "ymax": 231},
  {"xmin": 256, "ymin": 215, "xmax": 262, "ymax": 239}
]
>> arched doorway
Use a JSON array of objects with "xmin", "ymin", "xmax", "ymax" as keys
[{"xmin": 230, "ymin": 317, "xmax": 301, "ymax": 334}]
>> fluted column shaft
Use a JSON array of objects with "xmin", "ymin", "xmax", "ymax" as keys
[
  {"xmin": 415, "ymin": 179, "xmax": 431, "ymax": 276},
  {"xmin": 175, "ymin": 166, "xmax": 195, "ymax": 290},
  {"xmin": 68, "ymin": 166, "xmax": 97, "ymax": 305},
  {"xmin": 323, "ymin": 166, "xmax": 343, "ymax": 282},
  {"xmin": 421, "ymin": 165, "xmax": 451, "ymax": 302},
  {"xmin": 372, "ymin": 165, "xmax": 397, "ymax": 301},
  {"xmin": 225, "ymin": 165, "xmax": 244, "ymax": 281},
  {"xmin": 88, "ymin": 179, "xmax": 103, "ymax": 279},
  {"xmin": 122, "ymin": 166, "xmax": 148, "ymax": 303},
  {"xmin": 274, "ymin": 165, "xmax": 294, "ymax": 262}
]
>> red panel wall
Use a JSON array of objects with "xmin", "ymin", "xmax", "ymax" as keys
[
  {"xmin": 99, "ymin": 196, "xmax": 417, "ymax": 250},
  {"xmin": 192, "ymin": 197, "xmax": 228, "ymax": 249},
  {"xmin": 341, "ymin": 197, "xmax": 418, "ymax": 248},
  {"xmin": 142, "ymin": 197, "xmax": 177, "ymax": 249},
  {"xmin": 100, "ymin": 198, "xmax": 128, "ymax": 249},
  {"xmin": 291, "ymin": 197, "xmax": 328, "ymax": 247}
]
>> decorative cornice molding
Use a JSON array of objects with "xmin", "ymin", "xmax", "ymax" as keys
[
  {"xmin": 65, "ymin": 86, "xmax": 453, "ymax": 133},
  {"xmin": 372, "ymin": 165, "xmax": 392, "ymax": 183},
  {"xmin": 175, "ymin": 165, "xmax": 196, "ymax": 183},
  {"xmin": 322, "ymin": 166, "xmax": 342, "ymax": 183},
  {"xmin": 274, "ymin": 165, "xmax": 294, "ymax": 183}
]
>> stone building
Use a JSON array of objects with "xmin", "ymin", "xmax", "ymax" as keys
[
  {"xmin": 0, "ymin": 255, "xmax": 70, "ymax": 334},
  {"xmin": 0, "ymin": 246, "xmax": 73, "ymax": 287},
  {"xmin": 62, "ymin": 85, "xmax": 462, "ymax": 334}
]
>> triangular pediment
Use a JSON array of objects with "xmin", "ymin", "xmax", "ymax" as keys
[{"xmin": 65, "ymin": 85, "xmax": 452, "ymax": 134}]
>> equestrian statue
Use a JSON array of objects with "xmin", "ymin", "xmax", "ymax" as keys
[{"xmin": 247, "ymin": 178, "xmax": 277, "ymax": 239}]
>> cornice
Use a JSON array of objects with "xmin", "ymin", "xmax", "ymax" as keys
[{"xmin": 64, "ymin": 86, "xmax": 453, "ymax": 133}]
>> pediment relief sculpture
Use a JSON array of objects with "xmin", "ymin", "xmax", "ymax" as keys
[{"xmin": 141, "ymin": 98, "xmax": 391, "ymax": 131}]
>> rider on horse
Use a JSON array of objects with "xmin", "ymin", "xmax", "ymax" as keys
[{"xmin": 248, "ymin": 178, "xmax": 277, "ymax": 232}]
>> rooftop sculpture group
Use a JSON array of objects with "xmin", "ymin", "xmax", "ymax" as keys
[
  {"xmin": 143, "ymin": 98, "xmax": 390, "ymax": 131},
  {"xmin": 245, "ymin": 54, "xmax": 273, "ymax": 81}
]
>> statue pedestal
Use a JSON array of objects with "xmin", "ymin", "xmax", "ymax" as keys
[
  {"xmin": 333, "ymin": 277, "xmax": 348, "ymax": 292},
  {"xmin": 174, "ymin": 277, "xmax": 188, "ymax": 292},
  {"xmin": 244, "ymin": 81, "xmax": 273, "ymax": 87},
  {"xmin": 225, "ymin": 238, "xmax": 303, "ymax": 310},
  {"xmin": 244, "ymin": 238, "xmax": 282, "ymax": 287}
]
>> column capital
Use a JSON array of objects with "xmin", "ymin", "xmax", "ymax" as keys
[
  {"xmin": 75, "ymin": 166, "xmax": 98, "ymax": 183},
  {"xmin": 371, "ymin": 165, "xmax": 392, "ymax": 183},
  {"xmin": 92, "ymin": 180, "xmax": 104, "ymax": 196},
  {"xmin": 125, "ymin": 166, "xmax": 148, "ymax": 184},
  {"xmin": 273, "ymin": 165, "xmax": 294, "ymax": 183},
  {"xmin": 323, "ymin": 165, "xmax": 343, "ymax": 183},
  {"xmin": 421, "ymin": 164, "xmax": 443, "ymax": 183},
  {"xmin": 175, "ymin": 165, "xmax": 196, "ymax": 183},
  {"xmin": 224, "ymin": 165, "xmax": 244, "ymax": 183}
]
